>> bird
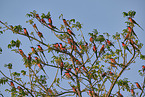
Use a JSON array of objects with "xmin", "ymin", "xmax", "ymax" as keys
[
  {"xmin": 10, "ymin": 81, "xmax": 15, "ymax": 88},
  {"xmin": 63, "ymin": 19, "xmax": 70, "ymax": 28},
  {"xmin": 23, "ymin": 28, "xmax": 32, "ymax": 44},
  {"xmin": 36, "ymin": 14, "xmax": 40, "ymax": 20},
  {"xmin": 128, "ymin": 26, "xmax": 139, "ymax": 40},
  {"xmin": 60, "ymin": 61, "xmax": 64, "ymax": 76},
  {"xmin": 102, "ymin": 72, "xmax": 107, "ymax": 78},
  {"xmin": 142, "ymin": 65, "xmax": 145, "ymax": 72},
  {"xmin": 90, "ymin": 37, "xmax": 94, "ymax": 43},
  {"xmin": 130, "ymin": 89, "xmax": 135, "ymax": 95},
  {"xmin": 128, "ymin": 17, "xmax": 144, "ymax": 30},
  {"xmin": 99, "ymin": 45, "xmax": 105, "ymax": 57},
  {"xmin": 37, "ymin": 63, "xmax": 49, "ymax": 78},
  {"xmin": 37, "ymin": 31, "xmax": 45, "ymax": 42},
  {"xmin": 93, "ymin": 44, "xmax": 97, "ymax": 58},
  {"xmin": 37, "ymin": 45, "xmax": 47, "ymax": 62},
  {"xmin": 135, "ymin": 82, "xmax": 142, "ymax": 90},
  {"xmin": 106, "ymin": 39, "xmax": 115, "ymax": 48},
  {"xmin": 33, "ymin": 24, "xmax": 38, "ymax": 31},
  {"xmin": 31, "ymin": 47, "xmax": 39, "ymax": 56},
  {"xmin": 122, "ymin": 42, "xmax": 132, "ymax": 54},
  {"xmin": 18, "ymin": 49, "xmax": 26, "ymax": 58},
  {"xmin": 48, "ymin": 17, "xmax": 52, "ymax": 24},
  {"xmin": 71, "ymin": 86, "xmax": 77, "ymax": 93}
]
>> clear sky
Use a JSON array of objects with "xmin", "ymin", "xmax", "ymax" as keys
[{"xmin": 0, "ymin": 0, "xmax": 145, "ymax": 96}]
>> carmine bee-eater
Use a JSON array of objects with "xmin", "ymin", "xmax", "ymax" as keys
[
  {"xmin": 71, "ymin": 85, "xmax": 77, "ymax": 93},
  {"xmin": 60, "ymin": 61, "xmax": 64, "ymax": 76},
  {"xmin": 19, "ymin": 49, "xmax": 26, "ymax": 58},
  {"xmin": 63, "ymin": 19, "xmax": 70, "ymax": 28},
  {"xmin": 110, "ymin": 58, "xmax": 117, "ymax": 66},
  {"xmin": 90, "ymin": 37, "xmax": 94, "ymax": 43},
  {"xmin": 93, "ymin": 44, "xmax": 97, "ymax": 58},
  {"xmin": 27, "ymin": 54, "xmax": 31, "ymax": 64},
  {"xmin": 48, "ymin": 17, "xmax": 52, "ymax": 24},
  {"xmin": 75, "ymin": 59, "xmax": 81, "ymax": 65},
  {"xmin": 17, "ymin": 86, "xmax": 22, "ymax": 91},
  {"xmin": 82, "ymin": 66, "xmax": 87, "ymax": 72},
  {"xmin": 128, "ymin": 26, "xmax": 139, "ymax": 40},
  {"xmin": 117, "ymin": 92, "xmax": 123, "ymax": 97},
  {"xmin": 109, "ymin": 71, "xmax": 114, "ymax": 75},
  {"xmin": 123, "ymin": 32, "xmax": 130, "ymax": 42},
  {"xmin": 122, "ymin": 42, "xmax": 132, "ymax": 54},
  {"xmin": 128, "ymin": 17, "xmax": 144, "ymax": 30},
  {"xmin": 24, "ymin": 28, "xmax": 32, "ymax": 44},
  {"xmin": 38, "ymin": 31, "xmax": 45, "ymax": 42},
  {"xmin": 31, "ymin": 47, "xmax": 39, "ymax": 56},
  {"xmin": 142, "ymin": 65, "xmax": 145, "ymax": 72},
  {"xmin": 102, "ymin": 72, "xmax": 107, "ymax": 78},
  {"xmin": 48, "ymin": 88, "xmax": 53, "ymax": 95},
  {"xmin": 33, "ymin": 24, "xmax": 38, "ymax": 31},
  {"xmin": 135, "ymin": 82, "xmax": 142, "ymax": 90},
  {"xmin": 106, "ymin": 39, "xmax": 115, "ymax": 48},
  {"xmin": 65, "ymin": 71, "xmax": 75, "ymax": 82},
  {"xmin": 10, "ymin": 81, "xmax": 15, "ymax": 88},
  {"xmin": 67, "ymin": 28, "xmax": 76, "ymax": 39},
  {"xmin": 41, "ymin": 19, "xmax": 46, "ymax": 24},
  {"xmin": 36, "ymin": 14, "xmax": 40, "ymax": 20},
  {"xmin": 37, "ymin": 45, "xmax": 47, "ymax": 61},
  {"xmin": 129, "ymin": 40, "xmax": 140, "ymax": 52},
  {"xmin": 130, "ymin": 89, "xmax": 135, "ymax": 95},
  {"xmin": 99, "ymin": 45, "xmax": 105, "ymax": 57},
  {"xmin": 37, "ymin": 63, "xmax": 49, "ymax": 78}
]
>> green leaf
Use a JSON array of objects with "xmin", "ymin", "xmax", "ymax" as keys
[
  {"xmin": 21, "ymin": 70, "xmax": 26, "ymax": 75},
  {"xmin": 140, "ymin": 54, "xmax": 145, "ymax": 60},
  {"xmin": 0, "ymin": 47, "xmax": 2, "ymax": 54},
  {"xmin": 96, "ymin": 35, "xmax": 105, "ymax": 42},
  {"xmin": 0, "ymin": 31, "xmax": 3, "ymax": 35},
  {"xmin": 123, "ymin": 12, "xmax": 128, "ymax": 17}
]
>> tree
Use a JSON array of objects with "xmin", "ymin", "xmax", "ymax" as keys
[{"xmin": 0, "ymin": 10, "xmax": 145, "ymax": 97}]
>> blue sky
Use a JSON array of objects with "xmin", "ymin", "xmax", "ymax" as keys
[{"xmin": 0, "ymin": 0, "xmax": 145, "ymax": 96}]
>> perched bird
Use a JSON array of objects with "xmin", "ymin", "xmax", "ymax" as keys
[
  {"xmin": 102, "ymin": 72, "xmax": 107, "ymax": 78},
  {"xmin": 31, "ymin": 47, "xmax": 39, "ymax": 56},
  {"xmin": 41, "ymin": 19, "xmax": 46, "ymax": 24},
  {"xmin": 135, "ymin": 82, "xmax": 142, "ymax": 90},
  {"xmin": 17, "ymin": 86, "xmax": 22, "ymax": 91},
  {"xmin": 67, "ymin": 28, "xmax": 75, "ymax": 37},
  {"xmin": 33, "ymin": 24, "xmax": 38, "ymax": 31},
  {"xmin": 27, "ymin": 54, "xmax": 32, "ymax": 64},
  {"xmin": 93, "ymin": 44, "xmax": 97, "ymax": 58},
  {"xmin": 10, "ymin": 81, "xmax": 15, "ymax": 88},
  {"xmin": 60, "ymin": 61, "xmax": 64, "ymax": 76},
  {"xmin": 37, "ymin": 63, "xmax": 49, "ymax": 78},
  {"xmin": 142, "ymin": 65, "xmax": 145, "ymax": 72},
  {"xmin": 24, "ymin": 28, "xmax": 32, "ymax": 44},
  {"xmin": 63, "ymin": 19, "xmax": 70, "ymax": 27},
  {"xmin": 130, "ymin": 89, "xmax": 135, "ymax": 95},
  {"xmin": 75, "ymin": 59, "xmax": 81, "ymax": 65},
  {"xmin": 48, "ymin": 17, "xmax": 52, "ymax": 24},
  {"xmin": 71, "ymin": 85, "xmax": 77, "ymax": 93},
  {"xmin": 106, "ymin": 39, "xmax": 115, "ymax": 48},
  {"xmin": 65, "ymin": 71, "xmax": 75, "ymax": 82},
  {"xmin": 128, "ymin": 17, "xmax": 144, "ymax": 30},
  {"xmin": 90, "ymin": 37, "xmax": 94, "ymax": 43},
  {"xmin": 37, "ymin": 32, "xmax": 45, "ymax": 42},
  {"xmin": 122, "ymin": 42, "xmax": 132, "ymax": 54},
  {"xmin": 19, "ymin": 49, "xmax": 26, "ymax": 58},
  {"xmin": 117, "ymin": 92, "xmax": 123, "ymax": 97},
  {"xmin": 37, "ymin": 45, "xmax": 47, "ymax": 61},
  {"xmin": 128, "ymin": 26, "xmax": 139, "ymax": 40},
  {"xmin": 99, "ymin": 45, "xmax": 105, "ymax": 57},
  {"xmin": 110, "ymin": 58, "xmax": 117, "ymax": 64},
  {"xmin": 36, "ymin": 14, "xmax": 40, "ymax": 20}
]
